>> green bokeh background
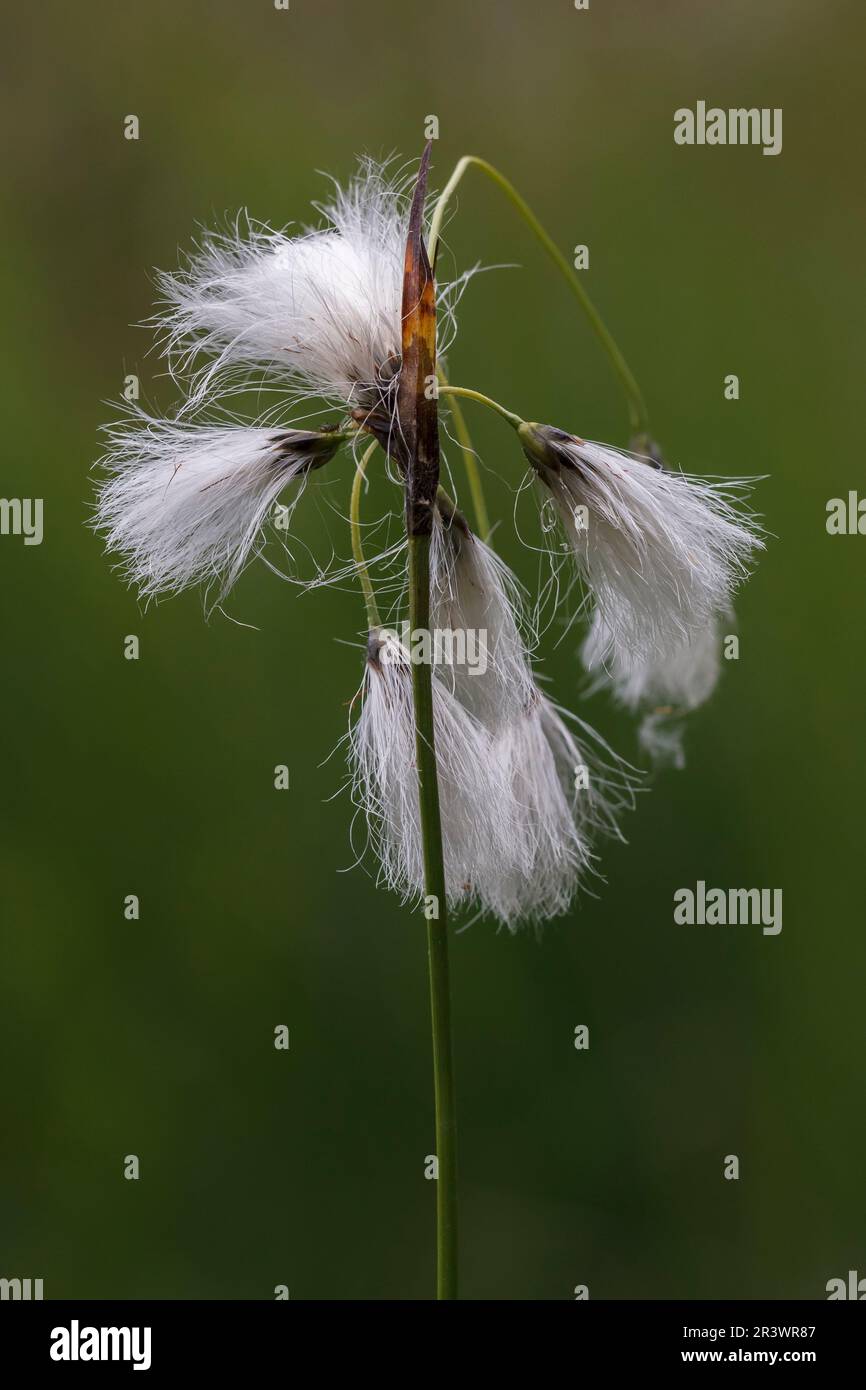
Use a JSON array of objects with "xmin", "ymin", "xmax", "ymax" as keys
[{"xmin": 1, "ymin": 0, "xmax": 863, "ymax": 1300}]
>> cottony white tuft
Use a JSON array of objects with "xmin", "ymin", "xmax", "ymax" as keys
[
  {"xmin": 582, "ymin": 609, "xmax": 727, "ymax": 768},
  {"xmin": 427, "ymin": 503, "xmax": 636, "ymax": 922},
  {"xmin": 349, "ymin": 630, "xmax": 633, "ymax": 928},
  {"xmin": 486, "ymin": 695, "xmax": 587, "ymax": 924},
  {"xmin": 349, "ymin": 628, "xmax": 522, "ymax": 918},
  {"xmin": 156, "ymin": 159, "xmax": 469, "ymax": 411},
  {"xmin": 94, "ymin": 412, "xmax": 340, "ymax": 602},
  {"xmin": 429, "ymin": 504, "xmax": 536, "ymax": 731},
  {"xmin": 520, "ymin": 424, "xmax": 762, "ymax": 664},
  {"xmin": 486, "ymin": 691, "xmax": 636, "ymax": 925},
  {"xmin": 581, "ymin": 608, "xmax": 724, "ymax": 710}
]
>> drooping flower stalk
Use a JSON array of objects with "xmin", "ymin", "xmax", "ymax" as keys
[
  {"xmin": 428, "ymin": 155, "xmax": 650, "ymax": 438},
  {"xmin": 436, "ymin": 366, "xmax": 490, "ymax": 542},
  {"xmin": 349, "ymin": 438, "xmax": 381, "ymax": 630},
  {"xmin": 438, "ymin": 383, "xmax": 522, "ymax": 428}
]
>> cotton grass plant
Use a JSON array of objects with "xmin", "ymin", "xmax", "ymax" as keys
[{"xmin": 93, "ymin": 143, "xmax": 763, "ymax": 1299}]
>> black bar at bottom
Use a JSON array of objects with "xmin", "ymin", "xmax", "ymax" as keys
[{"xmin": 0, "ymin": 1299, "xmax": 862, "ymax": 1374}]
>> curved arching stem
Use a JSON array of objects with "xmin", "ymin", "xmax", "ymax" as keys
[
  {"xmin": 429, "ymin": 155, "xmax": 650, "ymax": 437},
  {"xmin": 350, "ymin": 438, "xmax": 381, "ymax": 629}
]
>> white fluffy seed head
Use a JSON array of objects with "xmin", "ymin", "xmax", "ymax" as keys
[
  {"xmin": 93, "ymin": 411, "xmax": 341, "ymax": 602},
  {"xmin": 349, "ymin": 628, "xmax": 525, "ymax": 918},
  {"xmin": 429, "ymin": 506, "xmax": 536, "ymax": 731},
  {"xmin": 636, "ymin": 711, "xmax": 689, "ymax": 770},
  {"xmin": 349, "ymin": 629, "xmax": 637, "ymax": 930},
  {"xmin": 484, "ymin": 692, "xmax": 637, "ymax": 927},
  {"xmin": 582, "ymin": 609, "xmax": 723, "ymax": 712},
  {"xmin": 582, "ymin": 610, "xmax": 728, "ymax": 769},
  {"xmin": 349, "ymin": 507, "xmax": 638, "ymax": 927},
  {"xmin": 521, "ymin": 424, "xmax": 763, "ymax": 664},
  {"xmin": 426, "ymin": 506, "xmax": 637, "ymax": 923},
  {"xmin": 485, "ymin": 697, "xmax": 587, "ymax": 925},
  {"xmin": 155, "ymin": 158, "xmax": 468, "ymax": 410}
]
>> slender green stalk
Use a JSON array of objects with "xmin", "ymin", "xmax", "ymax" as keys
[
  {"xmin": 429, "ymin": 155, "xmax": 650, "ymax": 436},
  {"xmin": 349, "ymin": 440, "xmax": 381, "ymax": 630},
  {"xmin": 437, "ymin": 367, "xmax": 491, "ymax": 541},
  {"xmin": 407, "ymin": 530, "xmax": 458, "ymax": 1301},
  {"xmin": 437, "ymin": 384, "xmax": 522, "ymax": 429},
  {"xmin": 353, "ymin": 439, "xmax": 458, "ymax": 1295}
]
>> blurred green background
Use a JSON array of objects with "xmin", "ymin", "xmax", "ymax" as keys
[{"xmin": 1, "ymin": 0, "xmax": 863, "ymax": 1300}]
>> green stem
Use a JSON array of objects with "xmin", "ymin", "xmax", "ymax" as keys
[
  {"xmin": 349, "ymin": 439, "xmax": 380, "ymax": 629},
  {"xmin": 437, "ymin": 384, "xmax": 523, "ymax": 430},
  {"xmin": 407, "ymin": 530, "xmax": 458, "ymax": 1301},
  {"xmin": 429, "ymin": 155, "xmax": 649, "ymax": 436},
  {"xmin": 437, "ymin": 368, "xmax": 491, "ymax": 541}
]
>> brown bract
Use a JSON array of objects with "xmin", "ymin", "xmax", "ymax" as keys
[{"xmin": 398, "ymin": 141, "xmax": 440, "ymax": 538}]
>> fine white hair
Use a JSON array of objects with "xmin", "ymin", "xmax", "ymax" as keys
[
  {"xmin": 349, "ymin": 629, "xmax": 525, "ymax": 919},
  {"xmin": 485, "ymin": 693, "xmax": 634, "ymax": 926},
  {"xmin": 582, "ymin": 608, "xmax": 723, "ymax": 711},
  {"xmin": 522, "ymin": 426, "xmax": 762, "ymax": 665},
  {"xmin": 422, "ymin": 507, "xmax": 637, "ymax": 923},
  {"xmin": 94, "ymin": 410, "xmax": 338, "ymax": 603},
  {"xmin": 581, "ymin": 609, "xmax": 726, "ymax": 768},
  {"xmin": 429, "ymin": 506, "xmax": 536, "ymax": 732},
  {"xmin": 155, "ymin": 158, "xmax": 470, "ymax": 410},
  {"xmin": 349, "ymin": 618, "xmax": 637, "ymax": 928}
]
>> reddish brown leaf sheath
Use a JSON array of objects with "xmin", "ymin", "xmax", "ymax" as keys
[{"xmin": 398, "ymin": 141, "xmax": 440, "ymax": 538}]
